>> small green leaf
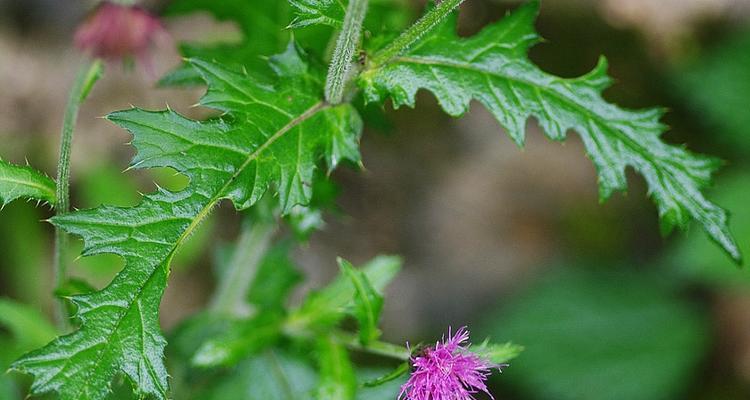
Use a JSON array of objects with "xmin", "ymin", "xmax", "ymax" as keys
[
  {"xmin": 316, "ymin": 336, "xmax": 356, "ymax": 400},
  {"xmin": 0, "ymin": 298, "xmax": 57, "ymax": 350},
  {"xmin": 338, "ymin": 257, "xmax": 384, "ymax": 345},
  {"xmin": 361, "ymin": 0, "xmax": 741, "ymax": 263},
  {"xmin": 0, "ymin": 159, "xmax": 55, "ymax": 208},
  {"xmin": 247, "ymin": 243, "xmax": 303, "ymax": 312},
  {"xmin": 471, "ymin": 340, "xmax": 523, "ymax": 365},
  {"xmin": 288, "ymin": 255, "xmax": 401, "ymax": 332},
  {"xmin": 192, "ymin": 313, "xmax": 282, "ymax": 368}
]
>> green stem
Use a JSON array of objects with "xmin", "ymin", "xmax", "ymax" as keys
[
  {"xmin": 53, "ymin": 59, "xmax": 103, "ymax": 329},
  {"xmin": 209, "ymin": 219, "xmax": 275, "ymax": 316},
  {"xmin": 324, "ymin": 0, "xmax": 369, "ymax": 104},
  {"xmin": 333, "ymin": 330, "xmax": 411, "ymax": 361},
  {"xmin": 370, "ymin": 0, "xmax": 465, "ymax": 68}
]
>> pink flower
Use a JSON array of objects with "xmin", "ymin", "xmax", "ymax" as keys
[
  {"xmin": 74, "ymin": 1, "xmax": 164, "ymax": 67},
  {"xmin": 399, "ymin": 327, "xmax": 506, "ymax": 400}
]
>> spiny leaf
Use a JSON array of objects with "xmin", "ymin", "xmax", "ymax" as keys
[
  {"xmin": 360, "ymin": 0, "xmax": 741, "ymax": 263},
  {"xmin": 316, "ymin": 335, "xmax": 357, "ymax": 400},
  {"xmin": 11, "ymin": 43, "xmax": 362, "ymax": 400},
  {"xmin": 338, "ymin": 257, "xmax": 384, "ymax": 345},
  {"xmin": 0, "ymin": 159, "xmax": 55, "ymax": 208}
]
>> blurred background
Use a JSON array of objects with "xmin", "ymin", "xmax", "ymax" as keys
[{"xmin": 1, "ymin": 0, "xmax": 749, "ymax": 399}]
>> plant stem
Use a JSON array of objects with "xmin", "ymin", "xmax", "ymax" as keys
[
  {"xmin": 370, "ymin": 0, "xmax": 465, "ymax": 68},
  {"xmin": 53, "ymin": 59, "xmax": 102, "ymax": 329},
  {"xmin": 324, "ymin": 0, "xmax": 369, "ymax": 104},
  {"xmin": 209, "ymin": 219, "xmax": 275, "ymax": 316},
  {"xmin": 333, "ymin": 330, "xmax": 411, "ymax": 361}
]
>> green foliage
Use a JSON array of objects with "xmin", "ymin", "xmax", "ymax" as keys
[
  {"xmin": 471, "ymin": 340, "xmax": 524, "ymax": 365},
  {"xmin": 483, "ymin": 267, "xmax": 709, "ymax": 400},
  {"xmin": 0, "ymin": 299, "xmax": 57, "ymax": 399},
  {"xmin": 287, "ymin": 255, "xmax": 401, "ymax": 333},
  {"xmin": 667, "ymin": 172, "xmax": 750, "ymax": 287},
  {"xmin": 247, "ymin": 243, "xmax": 304, "ymax": 311},
  {"xmin": 9, "ymin": 0, "xmax": 743, "ymax": 398},
  {"xmin": 11, "ymin": 43, "xmax": 362, "ymax": 400},
  {"xmin": 289, "ymin": 0, "xmax": 413, "ymax": 32},
  {"xmin": 673, "ymin": 29, "xmax": 750, "ymax": 153},
  {"xmin": 0, "ymin": 159, "xmax": 55, "ymax": 208},
  {"xmin": 290, "ymin": 0, "xmax": 346, "ymax": 28},
  {"xmin": 161, "ymin": 0, "xmax": 294, "ymax": 86},
  {"xmin": 316, "ymin": 336, "xmax": 357, "ymax": 400},
  {"xmin": 360, "ymin": 0, "xmax": 741, "ymax": 263},
  {"xmin": 339, "ymin": 257, "xmax": 385, "ymax": 345}
]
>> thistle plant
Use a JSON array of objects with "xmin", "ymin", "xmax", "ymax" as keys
[{"xmin": 0, "ymin": 0, "xmax": 742, "ymax": 399}]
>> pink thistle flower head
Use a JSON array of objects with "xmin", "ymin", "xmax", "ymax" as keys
[
  {"xmin": 399, "ymin": 327, "xmax": 506, "ymax": 400},
  {"xmin": 74, "ymin": 1, "xmax": 165, "ymax": 67}
]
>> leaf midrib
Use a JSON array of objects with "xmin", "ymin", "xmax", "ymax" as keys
[
  {"xmin": 0, "ymin": 175, "xmax": 55, "ymax": 201},
  {"xmin": 383, "ymin": 55, "xmax": 691, "ymax": 193}
]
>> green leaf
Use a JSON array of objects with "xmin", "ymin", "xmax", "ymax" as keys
[
  {"xmin": 192, "ymin": 313, "xmax": 282, "ymax": 368},
  {"xmin": 672, "ymin": 29, "xmax": 750, "ymax": 153},
  {"xmin": 316, "ymin": 336, "xmax": 356, "ymax": 400},
  {"xmin": 471, "ymin": 340, "xmax": 523, "ymax": 365},
  {"xmin": 289, "ymin": 0, "xmax": 346, "ymax": 28},
  {"xmin": 0, "ymin": 299, "xmax": 57, "ymax": 400},
  {"xmin": 666, "ymin": 172, "xmax": 750, "ymax": 287},
  {"xmin": 183, "ymin": 349, "xmax": 319, "ymax": 399},
  {"xmin": 362, "ymin": 362, "xmax": 408, "ymax": 388},
  {"xmin": 338, "ymin": 257, "xmax": 384, "ymax": 345},
  {"xmin": 0, "ymin": 159, "xmax": 55, "ymax": 208},
  {"xmin": 247, "ymin": 243, "xmax": 303, "ymax": 311},
  {"xmin": 161, "ymin": 0, "xmax": 294, "ymax": 86},
  {"xmin": 360, "ymin": 0, "xmax": 741, "ymax": 263},
  {"xmin": 11, "ymin": 44, "xmax": 362, "ymax": 400},
  {"xmin": 287, "ymin": 255, "xmax": 401, "ymax": 333},
  {"xmin": 0, "ymin": 298, "xmax": 57, "ymax": 351},
  {"xmin": 482, "ymin": 267, "xmax": 709, "ymax": 400}
]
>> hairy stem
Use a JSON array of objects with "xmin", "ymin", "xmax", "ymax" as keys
[
  {"xmin": 370, "ymin": 0, "xmax": 465, "ymax": 68},
  {"xmin": 53, "ymin": 59, "xmax": 102, "ymax": 329},
  {"xmin": 209, "ymin": 218, "xmax": 275, "ymax": 316},
  {"xmin": 325, "ymin": 0, "xmax": 369, "ymax": 104}
]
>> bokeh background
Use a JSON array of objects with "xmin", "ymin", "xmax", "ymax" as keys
[{"xmin": 1, "ymin": 0, "xmax": 750, "ymax": 399}]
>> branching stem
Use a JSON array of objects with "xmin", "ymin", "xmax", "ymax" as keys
[
  {"xmin": 53, "ymin": 59, "xmax": 102, "ymax": 329},
  {"xmin": 325, "ymin": 0, "xmax": 369, "ymax": 104}
]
